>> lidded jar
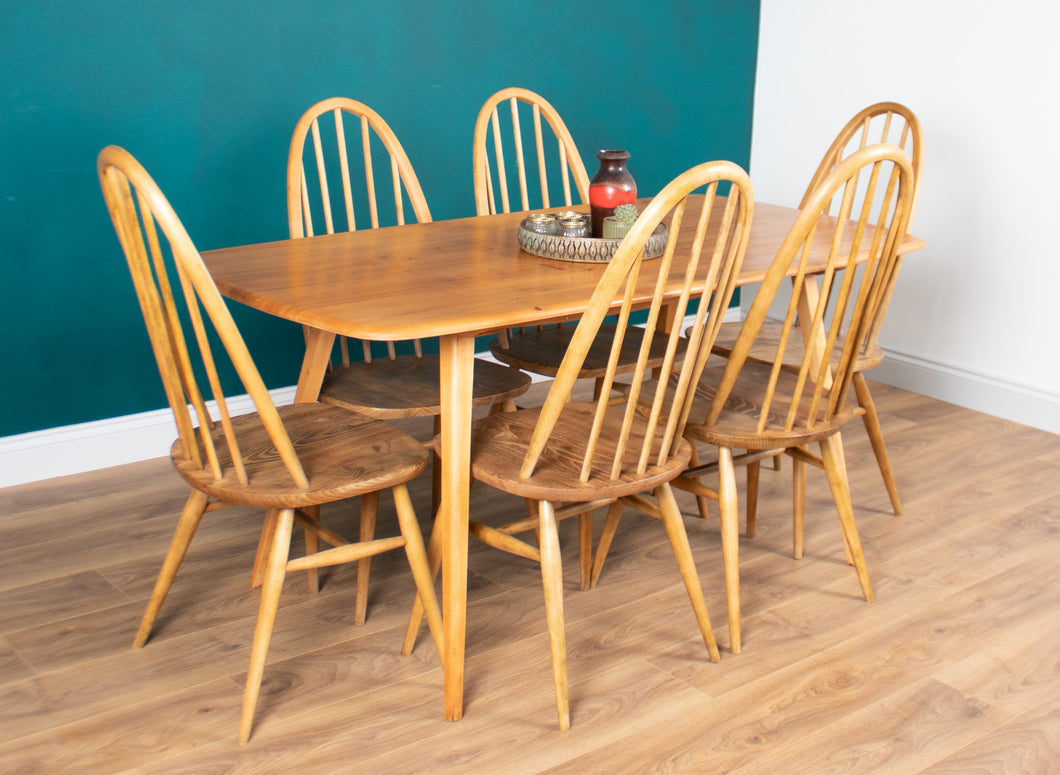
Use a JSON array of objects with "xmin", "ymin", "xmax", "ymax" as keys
[
  {"xmin": 521, "ymin": 213, "xmax": 559, "ymax": 235},
  {"xmin": 588, "ymin": 150, "xmax": 637, "ymax": 238}
]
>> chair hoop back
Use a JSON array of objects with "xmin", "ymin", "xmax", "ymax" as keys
[
  {"xmin": 520, "ymin": 161, "xmax": 754, "ymax": 482},
  {"xmin": 98, "ymin": 145, "xmax": 309, "ymax": 489},
  {"xmin": 287, "ymin": 97, "xmax": 432, "ymax": 239},
  {"xmin": 709, "ymin": 144, "xmax": 915, "ymax": 434},
  {"xmin": 801, "ymin": 101, "xmax": 923, "ymax": 228},
  {"xmin": 473, "ymin": 87, "xmax": 590, "ymax": 216},
  {"xmin": 288, "ymin": 97, "xmax": 433, "ymax": 363}
]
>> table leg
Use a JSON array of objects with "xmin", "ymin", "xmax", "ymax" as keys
[
  {"xmin": 795, "ymin": 277, "xmax": 832, "ymax": 389},
  {"xmin": 438, "ymin": 334, "xmax": 474, "ymax": 721},
  {"xmin": 294, "ymin": 327, "xmax": 336, "ymax": 403},
  {"xmin": 654, "ymin": 301, "xmax": 680, "ymax": 379}
]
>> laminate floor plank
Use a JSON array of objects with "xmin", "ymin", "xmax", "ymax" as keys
[
  {"xmin": 735, "ymin": 677, "xmax": 1011, "ymax": 774},
  {"xmin": 917, "ymin": 704, "xmax": 1060, "ymax": 774},
  {"xmin": 0, "ymin": 381, "xmax": 1057, "ymax": 774}
]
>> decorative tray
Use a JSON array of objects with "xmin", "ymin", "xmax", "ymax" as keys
[{"xmin": 517, "ymin": 222, "xmax": 669, "ymax": 263}]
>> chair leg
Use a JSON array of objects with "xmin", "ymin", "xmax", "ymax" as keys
[
  {"xmin": 431, "ymin": 416, "xmax": 443, "ymax": 515},
  {"xmin": 392, "ymin": 484, "xmax": 444, "ymax": 659},
  {"xmin": 401, "ymin": 503, "xmax": 443, "ymax": 656},
  {"xmin": 239, "ymin": 508, "xmax": 295, "ymax": 745},
  {"xmin": 657, "ymin": 484, "xmax": 720, "ymax": 662},
  {"xmin": 832, "ymin": 437, "xmax": 855, "ymax": 567},
  {"xmin": 133, "ymin": 490, "xmax": 210, "ymax": 648},
  {"xmin": 538, "ymin": 500, "xmax": 570, "ymax": 731},
  {"xmin": 688, "ymin": 443, "xmax": 711, "ymax": 519},
  {"xmin": 717, "ymin": 447, "xmax": 741, "ymax": 654},
  {"xmin": 589, "ymin": 501, "xmax": 624, "ymax": 588},
  {"xmin": 854, "ymin": 372, "xmax": 902, "ymax": 515},
  {"xmin": 354, "ymin": 491, "xmax": 379, "ymax": 626},
  {"xmin": 792, "ymin": 456, "xmax": 806, "ymax": 559},
  {"xmin": 745, "ymin": 460, "xmax": 760, "ymax": 539},
  {"xmin": 819, "ymin": 434, "xmax": 874, "ymax": 603},
  {"xmin": 578, "ymin": 510, "xmax": 594, "ymax": 591},
  {"xmin": 251, "ymin": 508, "xmax": 280, "ymax": 589},
  {"xmin": 301, "ymin": 505, "xmax": 321, "ymax": 594}
]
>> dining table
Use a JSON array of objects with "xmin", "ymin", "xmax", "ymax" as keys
[{"xmin": 202, "ymin": 196, "xmax": 925, "ymax": 722}]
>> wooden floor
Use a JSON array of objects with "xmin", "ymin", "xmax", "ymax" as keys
[{"xmin": 1, "ymin": 380, "xmax": 1058, "ymax": 774}]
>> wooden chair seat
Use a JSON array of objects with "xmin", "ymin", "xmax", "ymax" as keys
[
  {"xmin": 681, "ymin": 362, "xmax": 856, "ymax": 450},
  {"xmin": 466, "ymin": 402, "xmax": 692, "ymax": 502},
  {"xmin": 173, "ymin": 403, "xmax": 429, "ymax": 507},
  {"xmin": 711, "ymin": 321, "xmax": 886, "ymax": 372},
  {"xmin": 320, "ymin": 353, "xmax": 531, "ymax": 419},
  {"xmin": 490, "ymin": 322, "xmax": 686, "ymax": 380}
]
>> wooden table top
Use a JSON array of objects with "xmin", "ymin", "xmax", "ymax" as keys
[{"xmin": 202, "ymin": 199, "xmax": 925, "ymax": 341}]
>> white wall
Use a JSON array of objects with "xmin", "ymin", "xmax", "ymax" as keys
[{"xmin": 752, "ymin": 0, "xmax": 1060, "ymax": 433}]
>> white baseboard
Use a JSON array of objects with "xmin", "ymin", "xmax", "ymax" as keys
[
  {"xmin": 0, "ymin": 387, "xmax": 297, "ymax": 489},
  {"xmin": 24, "ymin": 306, "xmax": 1052, "ymax": 490},
  {"xmin": 870, "ymin": 348, "xmax": 1060, "ymax": 435}
]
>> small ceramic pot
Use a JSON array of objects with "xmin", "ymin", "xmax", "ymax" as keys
[{"xmin": 602, "ymin": 217, "xmax": 632, "ymax": 239}]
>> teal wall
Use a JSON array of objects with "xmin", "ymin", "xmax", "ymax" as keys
[{"xmin": 0, "ymin": 1, "xmax": 759, "ymax": 437}]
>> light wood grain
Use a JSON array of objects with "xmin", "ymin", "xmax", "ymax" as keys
[{"xmin": 201, "ymin": 201, "xmax": 924, "ymax": 345}]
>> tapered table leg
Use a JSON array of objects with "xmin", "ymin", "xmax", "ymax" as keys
[
  {"xmin": 294, "ymin": 327, "xmax": 336, "ymax": 403},
  {"xmin": 438, "ymin": 334, "xmax": 474, "ymax": 720}
]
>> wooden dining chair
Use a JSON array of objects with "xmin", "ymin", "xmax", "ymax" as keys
[
  {"xmin": 473, "ymin": 87, "xmax": 682, "ymax": 406},
  {"xmin": 288, "ymin": 96, "xmax": 532, "ymax": 424},
  {"xmin": 595, "ymin": 144, "xmax": 915, "ymax": 655},
  {"xmin": 407, "ymin": 159, "xmax": 755, "ymax": 729},
  {"xmin": 289, "ymin": 97, "xmax": 531, "ymax": 622},
  {"xmin": 711, "ymin": 103, "xmax": 923, "ymax": 525},
  {"xmin": 98, "ymin": 145, "xmax": 443, "ymax": 744}
]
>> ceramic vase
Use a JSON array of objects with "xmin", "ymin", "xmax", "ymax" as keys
[{"xmin": 588, "ymin": 149, "xmax": 636, "ymax": 238}]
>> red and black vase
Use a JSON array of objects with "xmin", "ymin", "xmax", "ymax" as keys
[{"xmin": 588, "ymin": 149, "xmax": 637, "ymax": 238}]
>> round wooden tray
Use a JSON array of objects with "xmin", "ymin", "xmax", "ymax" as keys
[{"xmin": 517, "ymin": 222, "xmax": 668, "ymax": 263}]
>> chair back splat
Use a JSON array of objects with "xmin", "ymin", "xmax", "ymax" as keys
[
  {"xmin": 793, "ymin": 103, "xmax": 924, "ymax": 374},
  {"xmin": 288, "ymin": 96, "xmax": 431, "ymax": 237}
]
